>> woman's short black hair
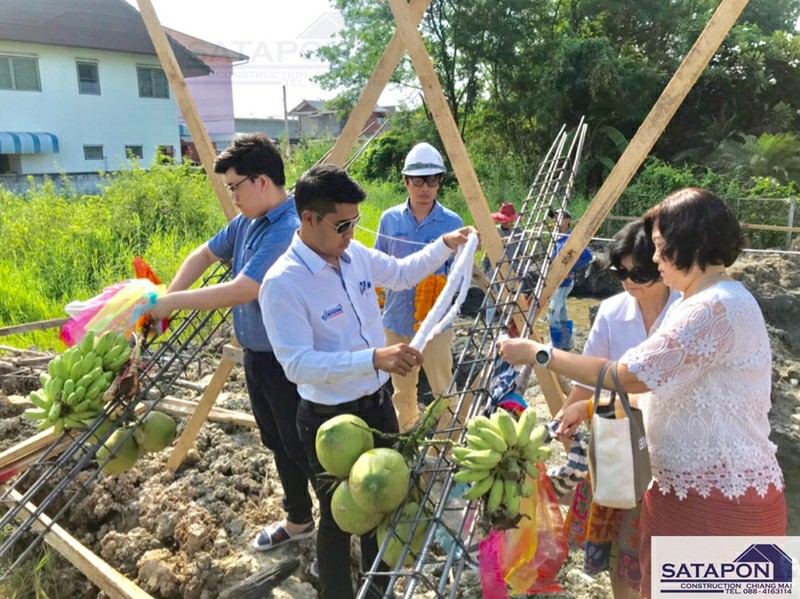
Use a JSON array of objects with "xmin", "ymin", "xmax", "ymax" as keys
[
  {"xmin": 605, "ymin": 219, "xmax": 660, "ymax": 281},
  {"xmin": 644, "ymin": 188, "xmax": 747, "ymax": 271},
  {"xmin": 294, "ymin": 164, "xmax": 366, "ymax": 217}
]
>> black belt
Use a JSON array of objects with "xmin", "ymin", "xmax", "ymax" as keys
[{"xmin": 300, "ymin": 384, "xmax": 389, "ymax": 415}]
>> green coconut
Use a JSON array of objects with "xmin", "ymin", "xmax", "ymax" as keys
[
  {"xmin": 348, "ymin": 448, "xmax": 410, "ymax": 514},
  {"xmin": 134, "ymin": 411, "xmax": 177, "ymax": 453},
  {"xmin": 377, "ymin": 502, "xmax": 430, "ymax": 567},
  {"xmin": 96, "ymin": 428, "xmax": 139, "ymax": 475},
  {"xmin": 315, "ymin": 414, "xmax": 374, "ymax": 478},
  {"xmin": 330, "ymin": 480, "xmax": 386, "ymax": 535}
]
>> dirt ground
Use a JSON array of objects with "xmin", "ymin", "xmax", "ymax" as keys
[{"xmin": 0, "ymin": 250, "xmax": 797, "ymax": 599}]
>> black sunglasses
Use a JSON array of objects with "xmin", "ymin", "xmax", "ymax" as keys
[
  {"xmin": 406, "ymin": 175, "xmax": 441, "ymax": 188},
  {"xmin": 312, "ymin": 211, "xmax": 361, "ymax": 234},
  {"xmin": 609, "ymin": 265, "xmax": 659, "ymax": 284}
]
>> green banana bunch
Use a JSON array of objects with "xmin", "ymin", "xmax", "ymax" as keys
[
  {"xmin": 24, "ymin": 331, "xmax": 132, "ymax": 432},
  {"xmin": 453, "ymin": 407, "xmax": 553, "ymax": 521}
]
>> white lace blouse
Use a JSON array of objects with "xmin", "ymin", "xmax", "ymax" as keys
[{"xmin": 620, "ymin": 280, "xmax": 784, "ymax": 500}]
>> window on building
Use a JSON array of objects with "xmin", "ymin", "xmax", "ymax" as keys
[
  {"xmin": 84, "ymin": 145, "xmax": 104, "ymax": 160},
  {"xmin": 137, "ymin": 66, "xmax": 169, "ymax": 98},
  {"xmin": 76, "ymin": 61, "xmax": 100, "ymax": 95},
  {"xmin": 0, "ymin": 155, "xmax": 21, "ymax": 174},
  {"xmin": 125, "ymin": 145, "xmax": 144, "ymax": 160},
  {"xmin": 0, "ymin": 55, "xmax": 41, "ymax": 91}
]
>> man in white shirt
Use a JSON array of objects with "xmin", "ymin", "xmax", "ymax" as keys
[{"xmin": 260, "ymin": 164, "xmax": 474, "ymax": 599}]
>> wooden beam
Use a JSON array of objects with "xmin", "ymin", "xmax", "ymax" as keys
[
  {"xmin": 606, "ymin": 215, "xmax": 800, "ymax": 234},
  {"xmin": 157, "ymin": 397, "xmax": 256, "ymax": 428},
  {"xmin": 221, "ymin": 343, "xmax": 244, "ymax": 365},
  {"xmin": 386, "ymin": 0, "xmax": 503, "ymax": 267},
  {"xmin": 0, "ymin": 437, "xmax": 73, "ymax": 484},
  {"xmin": 0, "ymin": 429, "xmax": 59, "ymax": 470},
  {"xmin": 136, "ymin": 0, "xmax": 237, "ymax": 223},
  {"xmin": 387, "ymin": 0, "xmax": 563, "ymax": 410},
  {"xmin": 0, "ymin": 318, "xmax": 67, "ymax": 338},
  {"xmin": 4, "ymin": 489, "xmax": 155, "ymax": 599},
  {"xmin": 166, "ymin": 357, "xmax": 236, "ymax": 471},
  {"xmin": 325, "ymin": 0, "xmax": 432, "ymax": 167},
  {"xmin": 539, "ymin": 0, "xmax": 750, "ymax": 310}
]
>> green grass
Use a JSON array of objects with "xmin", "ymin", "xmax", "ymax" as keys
[
  {"xmin": 0, "ymin": 525, "xmax": 62, "ymax": 599},
  {"xmin": 0, "ymin": 157, "xmax": 481, "ymax": 349}
]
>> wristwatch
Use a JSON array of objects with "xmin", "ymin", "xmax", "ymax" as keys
[{"xmin": 534, "ymin": 345, "xmax": 553, "ymax": 367}]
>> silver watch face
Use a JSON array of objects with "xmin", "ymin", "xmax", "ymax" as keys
[{"xmin": 535, "ymin": 349, "xmax": 549, "ymax": 365}]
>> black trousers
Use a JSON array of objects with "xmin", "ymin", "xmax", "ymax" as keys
[
  {"xmin": 297, "ymin": 386, "xmax": 398, "ymax": 599},
  {"xmin": 244, "ymin": 349, "xmax": 316, "ymax": 525}
]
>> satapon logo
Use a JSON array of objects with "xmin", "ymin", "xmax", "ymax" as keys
[{"xmin": 653, "ymin": 538, "xmax": 799, "ymax": 597}]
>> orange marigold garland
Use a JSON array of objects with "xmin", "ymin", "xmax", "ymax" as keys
[
  {"xmin": 414, "ymin": 274, "xmax": 447, "ymax": 331},
  {"xmin": 375, "ymin": 286, "xmax": 386, "ymax": 309}
]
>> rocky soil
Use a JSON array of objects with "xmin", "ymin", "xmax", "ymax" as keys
[{"xmin": 0, "ymin": 250, "xmax": 797, "ymax": 599}]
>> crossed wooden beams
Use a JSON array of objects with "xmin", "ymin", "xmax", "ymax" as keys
[
  {"xmin": 138, "ymin": 0, "xmax": 752, "ymax": 468},
  {"xmin": 3, "ymin": 1, "xmax": 750, "ymax": 597}
]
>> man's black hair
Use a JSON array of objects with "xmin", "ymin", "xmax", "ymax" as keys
[
  {"xmin": 213, "ymin": 133, "xmax": 286, "ymax": 186},
  {"xmin": 294, "ymin": 164, "xmax": 366, "ymax": 217}
]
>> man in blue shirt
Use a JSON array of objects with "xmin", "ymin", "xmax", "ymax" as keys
[
  {"xmin": 148, "ymin": 134, "xmax": 316, "ymax": 553},
  {"xmin": 547, "ymin": 208, "xmax": 593, "ymax": 350},
  {"xmin": 374, "ymin": 143, "xmax": 464, "ymax": 431}
]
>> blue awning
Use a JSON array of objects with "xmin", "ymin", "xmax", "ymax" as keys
[{"xmin": 0, "ymin": 132, "xmax": 59, "ymax": 154}]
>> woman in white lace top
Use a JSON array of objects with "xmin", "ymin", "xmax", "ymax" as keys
[{"xmin": 498, "ymin": 188, "xmax": 786, "ymax": 599}]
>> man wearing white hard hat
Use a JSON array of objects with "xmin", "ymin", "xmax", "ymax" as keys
[{"xmin": 374, "ymin": 143, "xmax": 463, "ymax": 431}]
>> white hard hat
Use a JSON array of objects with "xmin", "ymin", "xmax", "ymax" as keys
[{"xmin": 402, "ymin": 143, "xmax": 446, "ymax": 176}]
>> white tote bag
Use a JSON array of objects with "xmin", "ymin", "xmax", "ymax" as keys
[{"xmin": 588, "ymin": 361, "xmax": 652, "ymax": 509}]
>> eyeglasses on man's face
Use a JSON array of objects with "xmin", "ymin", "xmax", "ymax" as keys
[
  {"xmin": 225, "ymin": 175, "xmax": 255, "ymax": 193},
  {"xmin": 406, "ymin": 174, "xmax": 441, "ymax": 188},
  {"xmin": 609, "ymin": 265, "xmax": 658, "ymax": 284},
  {"xmin": 313, "ymin": 212, "xmax": 361, "ymax": 235}
]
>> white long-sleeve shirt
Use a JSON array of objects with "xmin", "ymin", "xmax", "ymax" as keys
[{"xmin": 260, "ymin": 232, "xmax": 453, "ymax": 405}]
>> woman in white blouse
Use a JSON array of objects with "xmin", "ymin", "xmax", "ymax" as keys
[
  {"xmin": 559, "ymin": 220, "xmax": 679, "ymax": 599},
  {"xmin": 499, "ymin": 188, "xmax": 786, "ymax": 599}
]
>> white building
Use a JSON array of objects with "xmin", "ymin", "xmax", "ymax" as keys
[{"xmin": 0, "ymin": 0, "xmax": 209, "ymax": 175}]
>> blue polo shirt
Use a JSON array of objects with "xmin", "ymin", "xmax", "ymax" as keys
[
  {"xmin": 208, "ymin": 197, "xmax": 299, "ymax": 351},
  {"xmin": 375, "ymin": 199, "xmax": 463, "ymax": 336}
]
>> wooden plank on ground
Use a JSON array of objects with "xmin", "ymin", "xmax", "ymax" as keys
[
  {"xmin": 539, "ymin": 0, "xmax": 750, "ymax": 311},
  {"xmin": 136, "ymin": 0, "xmax": 237, "ymax": 223},
  {"xmin": 0, "ymin": 318, "xmax": 68, "ymax": 338},
  {"xmin": 157, "ymin": 397, "xmax": 256, "ymax": 428},
  {"xmin": 0, "ymin": 429, "xmax": 60, "ymax": 470},
  {"xmin": 166, "ymin": 358, "xmax": 236, "ymax": 471},
  {"xmin": 4, "ymin": 489, "xmax": 155, "ymax": 599},
  {"xmin": 0, "ymin": 436, "xmax": 73, "ymax": 484},
  {"xmin": 325, "ymin": 0, "xmax": 432, "ymax": 167}
]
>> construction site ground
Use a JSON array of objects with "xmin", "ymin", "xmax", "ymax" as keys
[{"xmin": 0, "ymin": 250, "xmax": 798, "ymax": 599}]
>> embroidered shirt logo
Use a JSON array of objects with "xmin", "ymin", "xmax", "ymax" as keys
[
  {"xmin": 321, "ymin": 304, "xmax": 344, "ymax": 321},
  {"xmin": 359, "ymin": 280, "xmax": 372, "ymax": 295}
]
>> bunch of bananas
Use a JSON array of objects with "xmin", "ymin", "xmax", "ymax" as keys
[
  {"xmin": 24, "ymin": 331, "xmax": 132, "ymax": 434},
  {"xmin": 452, "ymin": 408, "xmax": 551, "ymax": 519}
]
